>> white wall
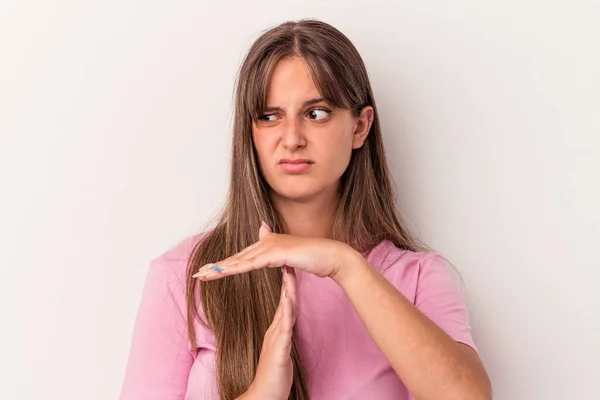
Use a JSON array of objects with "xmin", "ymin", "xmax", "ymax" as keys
[{"xmin": 1, "ymin": 1, "xmax": 598, "ymax": 399}]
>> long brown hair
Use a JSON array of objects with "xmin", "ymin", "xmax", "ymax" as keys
[{"xmin": 186, "ymin": 19, "xmax": 423, "ymax": 400}]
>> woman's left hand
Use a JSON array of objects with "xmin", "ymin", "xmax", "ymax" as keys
[{"xmin": 192, "ymin": 222, "xmax": 359, "ymax": 282}]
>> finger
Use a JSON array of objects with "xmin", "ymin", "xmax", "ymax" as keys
[
  {"xmin": 274, "ymin": 294, "xmax": 294, "ymax": 355},
  {"xmin": 192, "ymin": 244, "xmax": 269, "ymax": 279},
  {"xmin": 284, "ymin": 267, "xmax": 298, "ymax": 319},
  {"xmin": 259, "ymin": 221, "xmax": 271, "ymax": 239},
  {"xmin": 269, "ymin": 284, "xmax": 285, "ymax": 332},
  {"xmin": 266, "ymin": 273, "xmax": 286, "ymax": 344},
  {"xmin": 223, "ymin": 241, "xmax": 261, "ymax": 263},
  {"xmin": 284, "ymin": 266, "xmax": 297, "ymax": 298},
  {"xmin": 281, "ymin": 267, "xmax": 299, "ymax": 325},
  {"xmin": 198, "ymin": 251, "xmax": 283, "ymax": 281},
  {"xmin": 272, "ymin": 268, "xmax": 294, "ymax": 338},
  {"xmin": 191, "ymin": 263, "xmax": 227, "ymax": 279}
]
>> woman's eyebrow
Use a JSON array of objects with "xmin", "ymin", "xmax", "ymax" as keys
[{"xmin": 263, "ymin": 97, "xmax": 325, "ymax": 112}]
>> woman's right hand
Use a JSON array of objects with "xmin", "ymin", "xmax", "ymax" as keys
[{"xmin": 242, "ymin": 224, "xmax": 299, "ymax": 400}]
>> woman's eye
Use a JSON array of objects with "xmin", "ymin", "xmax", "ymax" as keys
[
  {"xmin": 258, "ymin": 114, "xmax": 278, "ymax": 122},
  {"xmin": 307, "ymin": 109, "xmax": 330, "ymax": 121}
]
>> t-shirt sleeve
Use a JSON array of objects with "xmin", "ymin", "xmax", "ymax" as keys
[
  {"xmin": 119, "ymin": 257, "xmax": 195, "ymax": 400},
  {"xmin": 413, "ymin": 253, "xmax": 478, "ymax": 353}
]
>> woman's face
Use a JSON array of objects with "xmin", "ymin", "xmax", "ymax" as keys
[{"xmin": 252, "ymin": 57, "xmax": 373, "ymax": 203}]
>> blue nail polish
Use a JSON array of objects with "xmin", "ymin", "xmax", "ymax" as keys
[{"xmin": 214, "ymin": 266, "xmax": 225, "ymax": 271}]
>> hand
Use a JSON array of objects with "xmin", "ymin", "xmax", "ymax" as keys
[
  {"xmin": 246, "ymin": 265, "xmax": 298, "ymax": 400},
  {"xmin": 192, "ymin": 222, "xmax": 360, "ymax": 283},
  {"xmin": 241, "ymin": 223, "xmax": 298, "ymax": 400}
]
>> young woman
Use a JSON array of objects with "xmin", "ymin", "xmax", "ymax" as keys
[{"xmin": 120, "ymin": 19, "xmax": 492, "ymax": 400}]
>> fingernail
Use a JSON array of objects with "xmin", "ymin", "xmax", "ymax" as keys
[
  {"xmin": 213, "ymin": 266, "xmax": 225, "ymax": 271},
  {"xmin": 192, "ymin": 263, "xmax": 219, "ymax": 278}
]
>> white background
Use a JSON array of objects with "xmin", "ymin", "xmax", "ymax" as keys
[{"xmin": 1, "ymin": 1, "xmax": 598, "ymax": 399}]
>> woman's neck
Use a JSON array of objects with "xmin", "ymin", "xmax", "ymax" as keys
[{"xmin": 272, "ymin": 190, "xmax": 340, "ymax": 238}]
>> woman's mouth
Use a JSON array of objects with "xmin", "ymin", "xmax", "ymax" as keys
[{"xmin": 278, "ymin": 158, "xmax": 314, "ymax": 173}]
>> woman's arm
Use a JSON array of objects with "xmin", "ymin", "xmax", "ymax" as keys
[
  {"xmin": 332, "ymin": 249, "xmax": 492, "ymax": 400},
  {"xmin": 196, "ymin": 228, "xmax": 492, "ymax": 399},
  {"xmin": 119, "ymin": 258, "xmax": 194, "ymax": 400}
]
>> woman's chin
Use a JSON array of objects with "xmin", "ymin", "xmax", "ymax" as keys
[{"xmin": 272, "ymin": 186, "xmax": 322, "ymax": 203}]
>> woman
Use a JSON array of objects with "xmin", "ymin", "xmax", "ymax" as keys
[{"xmin": 120, "ymin": 19, "xmax": 492, "ymax": 400}]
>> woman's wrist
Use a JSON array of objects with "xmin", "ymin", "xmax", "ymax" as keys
[{"xmin": 330, "ymin": 243, "xmax": 372, "ymax": 288}]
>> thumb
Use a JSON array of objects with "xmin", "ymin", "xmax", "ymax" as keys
[{"xmin": 259, "ymin": 220, "xmax": 271, "ymax": 239}]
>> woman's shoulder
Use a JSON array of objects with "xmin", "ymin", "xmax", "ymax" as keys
[
  {"xmin": 140, "ymin": 232, "xmax": 213, "ymax": 349},
  {"xmin": 367, "ymin": 239, "xmax": 444, "ymax": 272},
  {"xmin": 367, "ymin": 240, "xmax": 455, "ymax": 298},
  {"xmin": 147, "ymin": 232, "xmax": 207, "ymax": 285},
  {"xmin": 158, "ymin": 232, "xmax": 206, "ymax": 262}
]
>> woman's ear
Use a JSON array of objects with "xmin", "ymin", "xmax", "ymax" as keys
[{"xmin": 352, "ymin": 106, "xmax": 374, "ymax": 149}]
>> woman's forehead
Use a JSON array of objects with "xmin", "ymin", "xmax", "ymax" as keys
[{"xmin": 264, "ymin": 58, "xmax": 321, "ymax": 105}]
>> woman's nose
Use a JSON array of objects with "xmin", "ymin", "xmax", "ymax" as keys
[{"xmin": 281, "ymin": 117, "xmax": 307, "ymax": 150}]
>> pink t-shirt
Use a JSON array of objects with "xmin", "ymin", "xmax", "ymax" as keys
[{"xmin": 119, "ymin": 234, "xmax": 478, "ymax": 400}]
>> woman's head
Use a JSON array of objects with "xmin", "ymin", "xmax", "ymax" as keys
[
  {"xmin": 188, "ymin": 19, "xmax": 421, "ymax": 400},
  {"xmin": 234, "ymin": 19, "xmax": 375, "ymax": 205},
  {"xmin": 252, "ymin": 56, "xmax": 373, "ymax": 203},
  {"xmin": 230, "ymin": 19, "xmax": 397, "ymax": 241}
]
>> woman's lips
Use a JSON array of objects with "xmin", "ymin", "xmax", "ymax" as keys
[
  {"xmin": 279, "ymin": 162, "xmax": 313, "ymax": 173},
  {"xmin": 279, "ymin": 159, "xmax": 314, "ymax": 173}
]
